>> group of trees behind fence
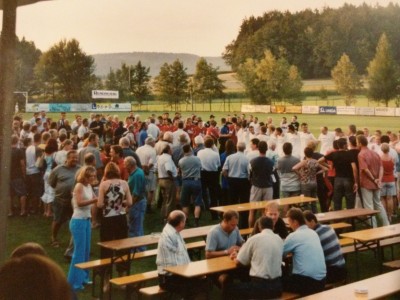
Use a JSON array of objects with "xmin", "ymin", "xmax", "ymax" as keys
[{"xmin": 12, "ymin": 3, "xmax": 400, "ymax": 109}]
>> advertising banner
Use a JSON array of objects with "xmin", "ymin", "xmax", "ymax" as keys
[
  {"xmin": 319, "ymin": 106, "xmax": 337, "ymax": 114},
  {"xmin": 270, "ymin": 105, "xmax": 285, "ymax": 113},
  {"xmin": 241, "ymin": 105, "xmax": 270, "ymax": 113},
  {"xmin": 49, "ymin": 103, "xmax": 72, "ymax": 112},
  {"xmin": 92, "ymin": 90, "xmax": 119, "ymax": 99},
  {"xmin": 395, "ymin": 108, "xmax": 400, "ymax": 117},
  {"xmin": 285, "ymin": 106, "xmax": 302, "ymax": 113},
  {"xmin": 355, "ymin": 107, "xmax": 375, "ymax": 116},
  {"xmin": 91, "ymin": 102, "xmax": 131, "ymax": 111},
  {"xmin": 302, "ymin": 106, "xmax": 319, "ymax": 114},
  {"xmin": 336, "ymin": 106, "xmax": 356, "ymax": 115},
  {"xmin": 26, "ymin": 103, "xmax": 49, "ymax": 112},
  {"xmin": 375, "ymin": 107, "xmax": 395, "ymax": 116}
]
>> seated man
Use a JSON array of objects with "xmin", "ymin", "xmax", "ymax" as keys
[
  {"xmin": 303, "ymin": 211, "xmax": 346, "ymax": 283},
  {"xmin": 226, "ymin": 216, "xmax": 283, "ymax": 300},
  {"xmin": 156, "ymin": 210, "xmax": 208, "ymax": 299},
  {"xmin": 283, "ymin": 208, "xmax": 326, "ymax": 296},
  {"xmin": 206, "ymin": 210, "xmax": 245, "ymax": 293},
  {"xmin": 251, "ymin": 201, "xmax": 288, "ymax": 239}
]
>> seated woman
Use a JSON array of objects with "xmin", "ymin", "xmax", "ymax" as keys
[{"xmin": 251, "ymin": 201, "xmax": 288, "ymax": 239}]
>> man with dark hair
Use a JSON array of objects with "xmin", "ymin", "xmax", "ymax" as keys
[
  {"xmin": 178, "ymin": 144, "xmax": 203, "ymax": 227},
  {"xmin": 283, "ymin": 208, "xmax": 326, "ymax": 296},
  {"xmin": 357, "ymin": 135, "xmax": 390, "ymax": 227},
  {"xmin": 156, "ymin": 210, "xmax": 209, "ymax": 299},
  {"xmin": 78, "ymin": 133, "xmax": 103, "ymax": 173},
  {"xmin": 226, "ymin": 216, "xmax": 283, "ymax": 300},
  {"xmin": 246, "ymin": 138, "xmax": 260, "ymax": 161},
  {"xmin": 222, "ymin": 142, "xmax": 250, "ymax": 228},
  {"xmin": 10, "ymin": 135, "xmax": 27, "ymax": 216},
  {"xmin": 219, "ymin": 117, "xmax": 231, "ymax": 154},
  {"xmin": 248, "ymin": 141, "xmax": 274, "ymax": 227},
  {"xmin": 319, "ymin": 138, "xmax": 357, "ymax": 210},
  {"xmin": 277, "ymin": 142, "xmax": 301, "ymax": 200},
  {"xmin": 303, "ymin": 211, "xmax": 346, "ymax": 284},
  {"xmin": 89, "ymin": 114, "xmax": 104, "ymax": 147}
]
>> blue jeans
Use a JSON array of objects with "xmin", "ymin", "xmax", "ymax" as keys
[
  {"xmin": 129, "ymin": 198, "xmax": 146, "ymax": 251},
  {"xmin": 333, "ymin": 177, "xmax": 355, "ymax": 210},
  {"xmin": 68, "ymin": 218, "xmax": 91, "ymax": 290},
  {"xmin": 180, "ymin": 179, "xmax": 203, "ymax": 207}
]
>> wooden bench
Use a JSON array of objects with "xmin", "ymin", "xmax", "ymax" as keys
[
  {"xmin": 76, "ymin": 240, "xmax": 206, "ymax": 298},
  {"xmin": 139, "ymin": 286, "xmax": 299, "ymax": 299},
  {"xmin": 338, "ymin": 238, "xmax": 353, "ymax": 247},
  {"xmin": 383, "ymin": 259, "xmax": 400, "ymax": 269},
  {"xmin": 341, "ymin": 236, "xmax": 400, "ymax": 256}
]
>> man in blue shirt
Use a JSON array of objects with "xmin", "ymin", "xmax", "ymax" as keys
[
  {"xmin": 124, "ymin": 156, "xmax": 146, "ymax": 251},
  {"xmin": 283, "ymin": 208, "xmax": 326, "ymax": 296}
]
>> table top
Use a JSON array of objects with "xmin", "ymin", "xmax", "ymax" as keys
[
  {"xmin": 300, "ymin": 269, "xmax": 400, "ymax": 300},
  {"xmin": 283, "ymin": 208, "xmax": 379, "ymax": 225},
  {"xmin": 210, "ymin": 196, "xmax": 317, "ymax": 213},
  {"xmin": 340, "ymin": 223, "xmax": 400, "ymax": 242},
  {"xmin": 164, "ymin": 256, "xmax": 237, "ymax": 278}
]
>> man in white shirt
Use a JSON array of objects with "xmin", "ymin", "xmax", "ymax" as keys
[
  {"xmin": 147, "ymin": 117, "xmax": 160, "ymax": 141},
  {"xmin": 299, "ymin": 123, "xmax": 317, "ymax": 158},
  {"xmin": 318, "ymin": 126, "xmax": 335, "ymax": 155},
  {"xmin": 172, "ymin": 121, "xmax": 190, "ymax": 147},
  {"xmin": 77, "ymin": 118, "xmax": 89, "ymax": 141},
  {"xmin": 156, "ymin": 145, "xmax": 177, "ymax": 222},
  {"xmin": 197, "ymin": 137, "xmax": 221, "ymax": 220},
  {"xmin": 136, "ymin": 136, "xmax": 157, "ymax": 213},
  {"xmin": 156, "ymin": 210, "xmax": 209, "ymax": 298},
  {"xmin": 225, "ymin": 216, "xmax": 283, "ymax": 300}
]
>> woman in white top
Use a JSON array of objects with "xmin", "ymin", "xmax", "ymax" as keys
[{"xmin": 67, "ymin": 165, "xmax": 98, "ymax": 291}]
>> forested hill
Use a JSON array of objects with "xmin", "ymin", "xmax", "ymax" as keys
[
  {"xmin": 223, "ymin": 3, "xmax": 400, "ymax": 79},
  {"xmin": 92, "ymin": 52, "xmax": 230, "ymax": 77}
]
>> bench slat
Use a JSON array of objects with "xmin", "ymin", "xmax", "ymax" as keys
[
  {"xmin": 110, "ymin": 270, "xmax": 158, "ymax": 286},
  {"xmin": 139, "ymin": 285, "xmax": 167, "ymax": 296},
  {"xmin": 383, "ymin": 259, "xmax": 400, "ymax": 269}
]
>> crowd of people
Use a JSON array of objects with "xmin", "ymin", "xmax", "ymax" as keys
[{"xmin": 7, "ymin": 110, "xmax": 400, "ymax": 298}]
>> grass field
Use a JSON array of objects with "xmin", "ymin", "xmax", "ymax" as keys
[{"xmin": 7, "ymin": 110, "xmax": 400, "ymax": 299}]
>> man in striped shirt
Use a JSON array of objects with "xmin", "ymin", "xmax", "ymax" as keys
[{"xmin": 304, "ymin": 211, "xmax": 346, "ymax": 284}]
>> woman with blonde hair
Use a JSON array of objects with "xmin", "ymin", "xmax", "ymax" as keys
[{"xmin": 67, "ymin": 165, "xmax": 98, "ymax": 291}]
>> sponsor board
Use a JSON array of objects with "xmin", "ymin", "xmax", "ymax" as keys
[
  {"xmin": 91, "ymin": 102, "xmax": 131, "ymax": 111},
  {"xmin": 241, "ymin": 105, "xmax": 271, "ymax": 113},
  {"xmin": 285, "ymin": 106, "xmax": 302, "ymax": 113},
  {"xmin": 395, "ymin": 108, "xmax": 400, "ymax": 117},
  {"xmin": 302, "ymin": 106, "xmax": 319, "ymax": 114},
  {"xmin": 92, "ymin": 90, "xmax": 119, "ymax": 99},
  {"xmin": 355, "ymin": 107, "xmax": 375, "ymax": 116},
  {"xmin": 336, "ymin": 106, "xmax": 356, "ymax": 115},
  {"xmin": 375, "ymin": 107, "xmax": 395, "ymax": 116},
  {"xmin": 319, "ymin": 106, "xmax": 337, "ymax": 114},
  {"xmin": 270, "ymin": 105, "xmax": 285, "ymax": 113},
  {"xmin": 26, "ymin": 103, "xmax": 50, "ymax": 112}
]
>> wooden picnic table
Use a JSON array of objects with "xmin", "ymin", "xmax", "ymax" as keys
[
  {"xmin": 164, "ymin": 255, "xmax": 237, "ymax": 278},
  {"xmin": 301, "ymin": 269, "xmax": 400, "ymax": 299},
  {"xmin": 340, "ymin": 223, "xmax": 400, "ymax": 278},
  {"xmin": 210, "ymin": 196, "xmax": 317, "ymax": 213},
  {"xmin": 283, "ymin": 208, "xmax": 379, "ymax": 230}
]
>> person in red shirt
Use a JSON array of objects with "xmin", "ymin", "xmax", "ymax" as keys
[
  {"xmin": 109, "ymin": 145, "xmax": 129, "ymax": 181},
  {"xmin": 206, "ymin": 120, "xmax": 220, "ymax": 146}
]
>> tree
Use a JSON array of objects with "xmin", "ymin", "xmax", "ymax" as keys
[
  {"xmin": 15, "ymin": 37, "xmax": 41, "ymax": 93},
  {"xmin": 129, "ymin": 61, "xmax": 151, "ymax": 107},
  {"xmin": 237, "ymin": 50, "xmax": 303, "ymax": 105},
  {"xmin": 35, "ymin": 39, "xmax": 95, "ymax": 101},
  {"xmin": 367, "ymin": 33, "xmax": 399, "ymax": 107},
  {"xmin": 153, "ymin": 59, "xmax": 188, "ymax": 110},
  {"xmin": 192, "ymin": 58, "xmax": 225, "ymax": 111},
  {"xmin": 331, "ymin": 53, "xmax": 362, "ymax": 105}
]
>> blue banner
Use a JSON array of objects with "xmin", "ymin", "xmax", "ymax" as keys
[
  {"xmin": 49, "ymin": 103, "xmax": 72, "ymax": 112},
  {"xmin": 319, "ymin": 106, "xmax": 337, "ymax": 114}
]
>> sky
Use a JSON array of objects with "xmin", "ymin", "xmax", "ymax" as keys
[{"xmin": 4, "ymin": 0, "xmax": 399, "ymax": 56}]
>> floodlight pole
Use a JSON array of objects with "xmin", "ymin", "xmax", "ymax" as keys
[{"xmin": 0, "ymin": 0, "xmax": 17, "ymax": 263}]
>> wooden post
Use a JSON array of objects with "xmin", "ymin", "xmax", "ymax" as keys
[{"xmin": 0, "ymin": 0, "xmax": 17, "ymax": 263}]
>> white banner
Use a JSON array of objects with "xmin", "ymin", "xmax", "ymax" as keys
[
  {"xmin": 395, "ymin": 108, "xmax": 400, "ymax": 117},
  {"xmin": 336, "ymin": 106, "xmax": 356, "ymax": 115},
  {"xmin": 355, "ymin": 107, "xmax": 375, "ymax": 116},
  {"xmin": 26, "ymin": 103, "xmax": 50, "ymax": 112},
  {"xmin": 302, "ymin": 106, "xmax": 319, "ymax": 114},
  {"xmin": 374, "ymin": 107, "xmax": 395, "ymax": 116},
  {"xmin": 91, "ymin": 102, "xmax": 131, "ymax": 111},
  {"xmin": 241, "ymin": 105, "xmax": 270, "ymax": 113},
  {"xmin": 92, "ymin": 90, "xmax": 119, "ymax": 99}
]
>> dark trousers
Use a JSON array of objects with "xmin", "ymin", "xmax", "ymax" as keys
[
  {"xmin": 201, "ymin": 171, "xmax": 221, "ymax": 220},
  {"xmin": 284, "ymin": 274, "xmax": 325, "ymax": 296},
  {"xmin": 227, "ymin": 177, "xmax": 250, "ymax": 228},
  {"xmin": 99, "ymin": 214, "xmax": 128, "ymax": 258},
  {"xmin": 326, "ymin": 265, "xmax": 347, "ymax": 284},
  {"xmin": 224, "ymin": 277, "xmax": 282, "ymax": 300},
  {"xmin": 333, "ymin": 177, "xmax": 355, "ymax": 210},
  {"xmin": 159, "ymin": 274, "xmax": 209, "ymax": 299}
]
